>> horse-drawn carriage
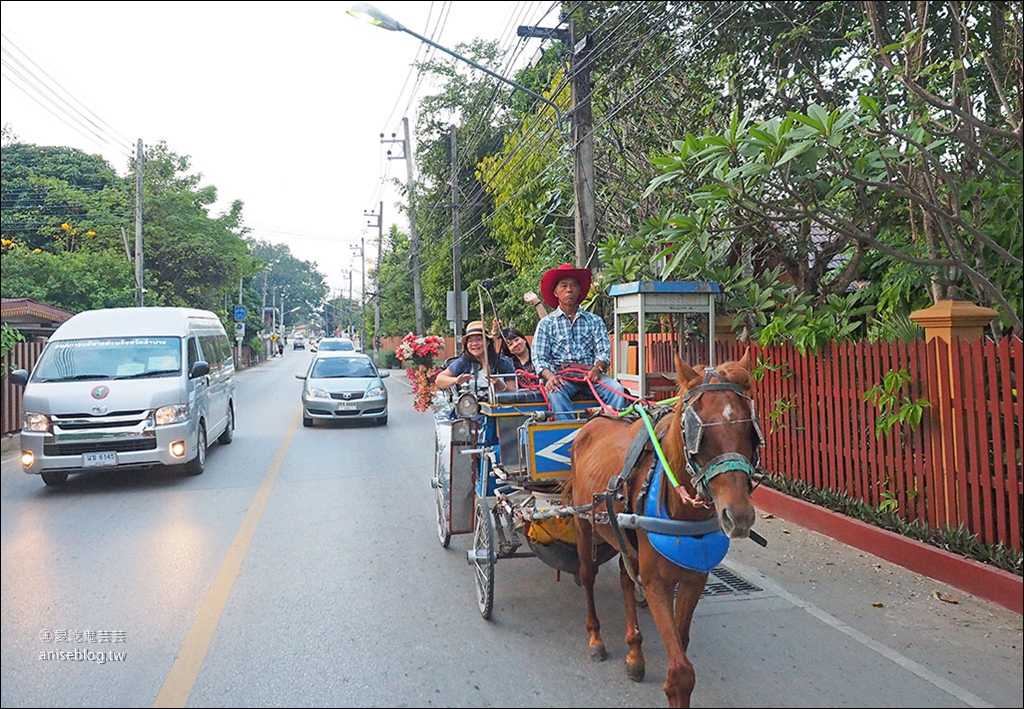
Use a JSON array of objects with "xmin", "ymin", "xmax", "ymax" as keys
[
  {"xmin": 429, "ymin": 282, "xmax": 766, "ymax": 707},
  {"xmin": 432, "ymin": 378, "xmax": 619, "ymax": 616}
]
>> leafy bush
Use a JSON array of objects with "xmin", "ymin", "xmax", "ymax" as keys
[{"xmin": 763, "ymin": 473, "xmax": 1022, "ymax": 577}]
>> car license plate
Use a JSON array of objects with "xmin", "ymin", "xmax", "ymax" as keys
[
  {"xmin": 83, "ymin": 451, "xmax": 118, "ymax": 467},
  {"xmin": 337, "ymin": 402, "xmax": 357, "ymax": 411}
]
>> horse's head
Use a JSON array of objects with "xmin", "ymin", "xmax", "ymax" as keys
[{"xmin": 671, "ymin": 348, "xmax": 763, "ymax": 539}]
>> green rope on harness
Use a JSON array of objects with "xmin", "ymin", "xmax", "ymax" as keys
[{"xmin": 635, "ymin": 404, "xmax": 682, "ymax": 490}]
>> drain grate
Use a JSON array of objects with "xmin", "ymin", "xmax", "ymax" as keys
[{"xmin": 702, "ymin": 566, "xmax": 762, "ymax": 597}]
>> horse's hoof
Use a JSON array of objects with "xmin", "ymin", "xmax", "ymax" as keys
[
  {"xmin": 590, "ymin": 645, "xmax": 608, "ymax": 662},
  {"xmin": 626, "ymin": 660, "xmax": 645, "ymax": 683}
]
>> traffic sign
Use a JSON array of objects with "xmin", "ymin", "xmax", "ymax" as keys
[
  {"xmin": 234, "ymin": 305, "xmax": 247, "ymax": 321},
  {"xmin": 235, "ymin": 322, "xmax": 245, "ymax": 339}
]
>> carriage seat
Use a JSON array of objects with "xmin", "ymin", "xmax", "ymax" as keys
[{"xmin": 493, "ymin": 390, "xmax": 546, "ymax": 405}]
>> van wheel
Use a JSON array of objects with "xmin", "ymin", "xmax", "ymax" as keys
[
  {"xmin": 41, "ymin": 471, "xmax": 68, "ymax": 486},
  {"xmin": 185, "ymin": 425, "xmax": 207, "ymax": 476},
  {"xmin": 218, "ymin": 406, "xmax": 234, "ymax": 445}
]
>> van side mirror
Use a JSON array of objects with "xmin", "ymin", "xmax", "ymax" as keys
[
  {"xmin": 9, "ymin": 369, "xmax": 28, "ymax": 386},
  {"xmin": 190, "ymin": 361, "xmax": 210, "ymax": 378}
]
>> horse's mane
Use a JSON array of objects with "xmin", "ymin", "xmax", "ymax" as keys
[{"xmin": 681, "ymin": 359, "xmax": 754, "ymax": 392}]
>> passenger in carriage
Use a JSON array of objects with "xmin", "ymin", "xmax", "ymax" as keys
[
  {"xmin": 531, "ymin": 263, "xmax": 626, "ymax": 419},
  {"xmin": 433, "ymin": 320, "xmax": 516, "ymax": 395},
  {"xmin": 497, "ymin": 326, "xmax": 535, "ymax": 375}
]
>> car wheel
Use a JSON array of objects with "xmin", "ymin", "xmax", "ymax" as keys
[
  {"xmin": 184, "ymin": 425, "xmax": 207, "ymax": 476},
  {"xmin": 41, "ymin": 471, "xmax": 69, "ymax": 487},
  {"xmin": 217, "ymin": 406, "xmax": 234, "ymax": 445}
]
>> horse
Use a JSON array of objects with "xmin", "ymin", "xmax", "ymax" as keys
[{"xmin": 563, "ymin": 349, "xmax": 763, "ymax": 708}]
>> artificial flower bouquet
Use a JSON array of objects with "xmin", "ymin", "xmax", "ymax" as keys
[{"xmin": 396, "ymin": 333, "xmax": 445, "ymax": 412}]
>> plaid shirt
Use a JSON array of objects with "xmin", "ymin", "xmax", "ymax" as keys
[{"xmin": 531, "ymin": 307, "xmax": 612, "ymax": 375}]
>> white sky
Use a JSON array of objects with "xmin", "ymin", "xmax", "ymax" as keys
[{"xmin": 0, "ymin": 1, "xmax": 558, "ymax": 296}]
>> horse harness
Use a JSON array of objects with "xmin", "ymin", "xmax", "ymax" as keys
[{"xmin": 588, "ymin": 367, "xmax": 765, "ymax": 571}]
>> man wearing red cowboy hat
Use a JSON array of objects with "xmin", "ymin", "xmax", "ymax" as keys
[{"xmin": 531, "ymin": 263, "xmax": 626, "ymax": 418}]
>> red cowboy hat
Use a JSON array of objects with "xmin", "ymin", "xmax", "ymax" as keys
[{"xmin": 540, "ymin": 263, "xmax": 593, "ymax": 308}]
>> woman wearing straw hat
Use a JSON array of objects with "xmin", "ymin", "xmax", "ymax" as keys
[
  {"xmin": 531, "ymin": 263, "xmax": 626, "ymax": 418},
  {"xmin": 433, "ymin": 320, "xmax": 515, "ymax": 394}
]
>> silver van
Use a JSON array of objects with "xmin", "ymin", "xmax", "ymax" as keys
[{"xmin": 9, "ymin": 307, "xmax": 237, "ymax": 486}]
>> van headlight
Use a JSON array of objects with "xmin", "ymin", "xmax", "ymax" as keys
[
  {"xmin": 154, "ymin": 404, "xmax": 189, "ymax": 426},
  {"xmin": 23, "ymin": 412, "xmax": 51, "ymax": 433}
]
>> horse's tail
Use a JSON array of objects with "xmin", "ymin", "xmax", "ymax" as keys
[{"xmin": 559, "ymin": 476, "xmax": 574, "ymax": 506}]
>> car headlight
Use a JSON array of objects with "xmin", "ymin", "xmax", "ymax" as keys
[
  {"xmin": 307, "ymin": 387, "xmax": 329, "ymax": 399},
  {"xmin": 365, "ymin": 384, "xmax": 386, "ymax": 398},
  {"xmin": 23, "ymin": 412, "xmax": 51, "ymax": 433},
  {"xmin": 154, "ymin": 404, "xmax": 189, "ymax": 426}
]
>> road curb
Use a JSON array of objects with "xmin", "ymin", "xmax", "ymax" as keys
[{"xmin": 754, "ymin": 486, "xmax": 1022, "ymax": 615}]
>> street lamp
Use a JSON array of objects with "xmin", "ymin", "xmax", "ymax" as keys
[
  {"xmin": 349, "ymin": 2, "xmax": 570, "ymax": 340},
  {"xmin": 347, "ymin": 3, "xmax": 565, "ymax": 132}
]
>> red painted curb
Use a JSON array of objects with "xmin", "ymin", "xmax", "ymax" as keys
[{"xmin": 753, "ymin": 486, "xmax": 1022, "ymax": 615}]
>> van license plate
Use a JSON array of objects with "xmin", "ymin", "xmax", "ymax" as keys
[{"xmin": 83, "ymin": 451, "xmax": 118, "ymax": 467}]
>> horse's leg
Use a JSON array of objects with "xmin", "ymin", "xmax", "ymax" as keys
[
  {"xmin": 650, "ymin": 570, "xmax": 706, "ymax": 708},
  {"xmin": 575, "ymin": 516, "xmax": 607, "ymax": 661},
  {"xmin": 618, "ymin": 555, "xmax": 645, "ymax": 682}
]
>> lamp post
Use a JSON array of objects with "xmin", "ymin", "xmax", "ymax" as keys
[{"xmin": 348, "ymin": 2, "xmax": 571, "ymax": 339}]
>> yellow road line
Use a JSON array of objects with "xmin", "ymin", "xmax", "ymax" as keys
[{"xmin": 153, "ymin": 407, "xmax": 299, "ymax": 707}]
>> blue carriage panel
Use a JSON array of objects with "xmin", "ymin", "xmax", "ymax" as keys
[{"xmin": 480, "ymin": 393, "xmax": 597, "ymax": 482}]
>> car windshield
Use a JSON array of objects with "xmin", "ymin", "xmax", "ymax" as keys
[
  {"xmin": 318, "ymin": 339, "xmax": 354, "ymax": 351},
  {"xmin": 310, "ymin": 358, "xmax": 376, "ymax": 379},
  {"xmin": 31, "ymin": 337, "xmax": 183, "ymax": 382}
]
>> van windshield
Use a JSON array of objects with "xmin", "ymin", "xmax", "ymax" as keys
[{"xmin": 32, "ymin": 337, "xmax": 183, "ymax": 383}]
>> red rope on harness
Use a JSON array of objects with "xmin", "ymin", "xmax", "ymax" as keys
[
  {"xmin": 555, "ymin": 365, "xmax": 647, "ymax": 415},
  {"xmin": 515, "ymin": 365, "xmax": 654, "ymax": 415}
]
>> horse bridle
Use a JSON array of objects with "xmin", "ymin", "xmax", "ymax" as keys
[{"xmin": 681, "ymin": 367, "xmax": 765, "ymax": 500}]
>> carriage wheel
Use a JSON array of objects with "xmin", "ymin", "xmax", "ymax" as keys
[
  {"xmin": 432, "ymin": 430, "xmax": 451, "ymax": 548},
  {"xmin": 433, "ymin": 477, "xmax": 451, "ymax": 548},
  {"xmin": 471, "ymin": 499, "xmax": 495, "ymax": 619}
]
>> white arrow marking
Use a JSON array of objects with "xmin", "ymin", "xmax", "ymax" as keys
[{"xmin": 536, "ymin": 428, "xmax": 580, "ymax": 465}]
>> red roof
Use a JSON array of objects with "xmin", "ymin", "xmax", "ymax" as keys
[{"xmin": 1, "ymin": 298, "xmax": 74, "ymax": 323}]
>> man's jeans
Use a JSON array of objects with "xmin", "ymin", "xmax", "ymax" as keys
[{"xmin": 548, "ymin": 374, "xmax": 626, "ymax": 420}]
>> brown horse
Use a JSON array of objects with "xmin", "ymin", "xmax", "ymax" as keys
[{"xmin": 564, "ymin": 349, "xmax": 762, "ymax": 708}]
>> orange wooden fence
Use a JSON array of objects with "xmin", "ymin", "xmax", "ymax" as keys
[
  {"xmin": 712, "ymin": 337, "xmax": 1021, "ymax": 553},
  {"xmin": 1, "ymin": 340, "xmax": 45, "ymax": 435}
]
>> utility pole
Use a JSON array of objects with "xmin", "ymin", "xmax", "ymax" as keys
[
  {"xmin": 364, "ymin": 202, "xmax": 384, "ymax": 360},
  {"xmin": 134, "ymin": 139, "xmax": 145, "ymax": 306},
  {"xmin": 352, "ymin": 239, "xmax": 367, "ymax": 351},
  {"xmin": 450, "ymin": 124, "xmax": 463, "ymax": 344},
  {"xmin": 383, "ymin": 117, "xmax": 424, "ymax": 333},
  {"xmin": 569, "ymin": 20, "xmax": 597, "ymax": 270},
  {"xmin": 517, "ymin": 19, "xmax": 596, "ymax": 269}
]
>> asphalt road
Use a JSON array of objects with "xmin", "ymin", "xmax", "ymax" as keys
[{"xmin": 1, "ymin": 354, "xmax": 1020, "ymax": 708}]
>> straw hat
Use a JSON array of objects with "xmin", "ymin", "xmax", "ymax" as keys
[{"xmin": 460, "ymin": 320, "xmax": 492, "ymax": 348}]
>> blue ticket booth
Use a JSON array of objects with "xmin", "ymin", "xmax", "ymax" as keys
[{"xmin": 608, "ymin": 280, "xmax": 720, "ymax": 400}]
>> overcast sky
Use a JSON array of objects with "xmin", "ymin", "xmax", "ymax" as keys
[{"xmin": 1, "ymin": 1, "xmax": 558, "ymax": 296}]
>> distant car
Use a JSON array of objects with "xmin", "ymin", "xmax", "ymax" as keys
[
  {"xmin": 317, "ymin": 337, "xmax": 356, "ymax": 352},
  {"xmin": 295, "ymin": 352, "xmax": 389, "ymax": 427},
  {"xmin": 293, "ymin": 338, "xmax": 305, "ymax": 350}
]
